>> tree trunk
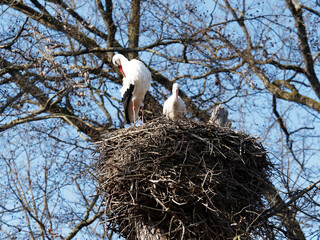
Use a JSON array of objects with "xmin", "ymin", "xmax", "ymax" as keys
[
  {"xmin": 128, "ymin": 0, "xmax": 140, "ymax": 60},
  {"xmin": 263, "ymin": 180, "xmax": 306, "ymax": 240}
]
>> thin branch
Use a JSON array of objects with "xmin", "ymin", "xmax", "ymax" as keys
[
  {"xmin": 266, "ymin": 178, "xmax": 320, "ymax": 217},
  {"xmin": 263, "ymin": 180, "xmax": 306, "ymax": 240},
  {"xmin": 64, "ymin": 195, "xmax": 103, "ymax": 240},
  {"xmin": 272, "ymin": 95, "xmax": 303, "ymax": 168},
  {"xmin": 46, "ymin": 0, "xmax": 109, "ymax": 40},
  {"xmin": 1, "ymin": 0, "xmax": 102, "ymax": 59},
  {"xmin": 51, "ymin": 40, "xmax": 182, "ymax": 57},
  {"xmin": 301, "ymin": 4, "xmax": 320, "ymax": 17},
  {"xmin": 285, "ymin": 0, "xmax": 320, "ymax": 100},
  {"xmin": 0, "ymin": 90, "xmax": 25, "ymax": 114},
  {"xmin": 258, "ymin": 59, "xmax": 305, "ymax": 74},
  {"xmin": 0, "ymin": 17, "xmax": 28, "ymax": 49}
]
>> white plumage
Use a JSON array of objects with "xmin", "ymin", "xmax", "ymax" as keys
[
  {"xmin": 209, "ymin": 104, "xmax": 232, "ymax": 128},
  {"xmin": 163, "ymin": 83, "xmax": 187, "ymax": 120},
  {"xmin": 112, "ymin": 54, "xmax": 151, "ymax": 124}
]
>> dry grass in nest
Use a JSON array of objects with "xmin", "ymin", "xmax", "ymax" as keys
[{"xmin": 95, "ymin": 118, "xmax": 273, "ymax": 239}]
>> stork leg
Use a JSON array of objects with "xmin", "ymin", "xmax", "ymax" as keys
[
  {"xmin": 132, "ymin": 99, "xmax": 136, "ymax": 124},
  {"xmin": 141, "ymin": 100, "xmax": 145, "ymax": 124},
  {"xmin": 141, "ymin": 106, "xmax": 144, "ymax": 124}
]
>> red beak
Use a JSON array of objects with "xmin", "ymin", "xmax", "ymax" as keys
[{"xmin": 118, "ymin": 65, "xmax": 126, "ymax": 78}]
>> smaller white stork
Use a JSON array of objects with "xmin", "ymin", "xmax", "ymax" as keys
[
  {"xmin": 209, "ymin": 104, "xmax": 232, "ymax": 128},
  {"xmin": 112, "ymin": 54, "xmax": 151, "ymax": 124},
  {"xmin": 163, "ymin": 83, "xmax": 187, "ymax": 121}
]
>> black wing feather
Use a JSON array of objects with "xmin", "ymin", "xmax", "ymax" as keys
[{"xmin": 122, "ymin": 84, "xmax": 135, "ymax": 124}]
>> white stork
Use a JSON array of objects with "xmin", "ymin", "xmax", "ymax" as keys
[
  {"xmin": 112, "ymin": 54, "xmax": 151, "ymax": 124},
  {"xmin": 209, "ymin": 104, "xmax": 232, "ymax": 128},
  {"xmin": 163, "ymin": 83, "xmax": 187, "ymax": 120}
]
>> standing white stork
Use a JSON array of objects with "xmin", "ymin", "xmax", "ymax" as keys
[
  {"xmin": 112, "ymin": 54, "xmax": 151, "ymax": 124},
  {"xmin": 163, "ymin": 83, "xmax": 187, "ymax": 120}
]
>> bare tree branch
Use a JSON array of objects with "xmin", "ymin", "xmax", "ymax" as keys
[
  {"xmin": 263, "ymin": 180, "xmax": 306, "ymax": 240},
  {"xmin": 64, "ymin": 195, "xmax": 103, "ymax": 240},
  {"xmin": 0, "ymin": 17, "xmax": 28, "ymax": 49},
  {"xmin": 272, "ymin": 95, "xmax": 303, "ymax": 168},
  {"xmin": 285, "ymin": 0, "xmax": 320, "ymax": 100}
]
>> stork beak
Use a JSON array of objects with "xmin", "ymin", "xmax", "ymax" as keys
[{"xmin": 118, "ymin": 65, "xmax": 126, "ymax": 78}]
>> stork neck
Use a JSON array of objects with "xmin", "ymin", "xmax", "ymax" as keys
[{"xmin": 173, "ymin": 89, "xmax": 178, "ymax": 101}]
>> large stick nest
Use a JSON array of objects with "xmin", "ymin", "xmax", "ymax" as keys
[{"xmin": 96, "ymin": 118, "xmax": 273, "ymax": 239}]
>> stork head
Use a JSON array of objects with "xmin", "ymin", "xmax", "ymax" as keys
[
  {"xmin": 112, "ymin": 54, "xmax": 128, "ymax": 78},
  {"xmin": 172, "ymin": 83, "xmax": 179, "ymax": 94}
]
